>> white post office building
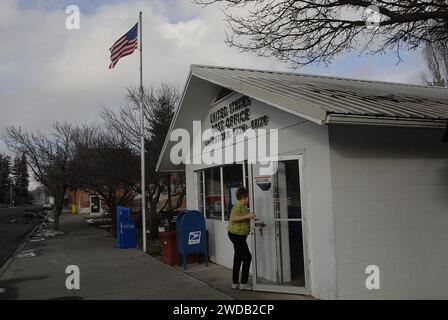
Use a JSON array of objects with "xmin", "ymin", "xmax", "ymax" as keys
[{"xmin": 157, "ymin": 65, "xmax": 448, "ymax": 299}]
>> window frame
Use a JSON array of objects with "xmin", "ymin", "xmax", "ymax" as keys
[
  {"xmin": 196, "ymin": 171, "xmax": 205, "ymax": 216},
  {"xmin": 195, "ymin": 163, "xmax": 246, "ymax": 222}
]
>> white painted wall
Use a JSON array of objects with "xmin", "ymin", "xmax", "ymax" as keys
[
  {"xmin": 329, "ymin": 125, "xmax": 448, "ymax": 299},
  {"xmin": 184, "ymin": 93, "xmax": 338, "ymax": 299},
  {"xmin": 185, "ymin": 165, "xmax": 236, "ymax": 269},
  {"xmin": 167, "ymin": 78, "xmax": 448, "ymax": 300}
]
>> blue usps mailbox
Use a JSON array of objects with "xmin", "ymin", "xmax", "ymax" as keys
[
  {"xmin": 116, "ymin": 206, "xmax": 136, "ymax": 249},
  {"xmin": 176, "ymin": 210, "xmax": 208, "ymax": 270}
]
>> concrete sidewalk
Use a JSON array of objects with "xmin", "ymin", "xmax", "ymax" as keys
[
  {"xmin": 0, "ymin": 212, "xmax": 231, "ymax": 300},
  {"xmin": 180, "ymin": 264, "xmax": 311, "ymax": 300}
]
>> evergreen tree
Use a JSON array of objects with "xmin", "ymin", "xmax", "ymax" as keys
[
  {"xmin": 19, "ymin": 153, "xmax": 30, "ymax": 203},
  {"xmin": 11, "ymin": 153, "xmax": 29, "ymax": 204},
  {"xmin": 0, "ymin": 154, "xmax": 11, "ymax": 204}
]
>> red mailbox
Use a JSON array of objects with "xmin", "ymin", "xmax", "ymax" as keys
[
  {"xmin": 159, "ymin": 231, "xmax": 201, "ymax": 266},
  {"xmin": 160, "ymin": 231, "xmax": 177, "ymax": 266}
]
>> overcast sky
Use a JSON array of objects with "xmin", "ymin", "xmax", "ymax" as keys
[{"xmin": 1, "ymin": 0, "xmax": 428, "ymax": 158}]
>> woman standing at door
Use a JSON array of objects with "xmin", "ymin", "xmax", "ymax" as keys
[{"xmin": 228, "ymin": 187, "xmax": 256, "ymax": 290}]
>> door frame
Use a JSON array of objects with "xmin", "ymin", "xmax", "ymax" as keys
[{"xmin": 249, "ymin": 154, "xmax": 311, "ymax": 295}]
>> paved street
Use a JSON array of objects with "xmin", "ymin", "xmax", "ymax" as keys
[
  {"xmin": 0, "ymin": 212, "xmax": 231, "ymax": 300},
  {"xmin": 0, "ymin": 207, "xmax": 37, "ymax": 270}
]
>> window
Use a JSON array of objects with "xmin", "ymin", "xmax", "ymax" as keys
[
  {"xmin": 223, "ymin": 165, "xmax": 244, "ymax": 221},
  {"xmin": 197, "ymin": 171, "xmax": 204, "ymax": 214},
  {"xmin": 204, "ymin": 167, "xmax": 222, "ymax": 220},
  {"xmin": 198, "ymin": 163, "xmax": 248, "ymax": 221}
]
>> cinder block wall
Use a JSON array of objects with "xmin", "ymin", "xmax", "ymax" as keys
[{"xmin": 329, "ymin": 125, "xmax": 448, "ymax": 299}]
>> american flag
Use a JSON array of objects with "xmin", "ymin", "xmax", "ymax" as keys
[{"xmin": 109, "ymin": 23, "xmax": 139, "ymax": 69}]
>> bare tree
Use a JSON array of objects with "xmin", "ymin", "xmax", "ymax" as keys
[
  {"xmin": 422, "ymin": 42, "xmax": 448, "ymax": 87},
  {"xmin": 2, "ymin": 123, "xmax": 81, "ymax": 230},
  {"xmin": 194, "ymin": 0, "xmax": 448, "ymax": 67},
  {"xmin": 72, "ymin": 127, "xmax": 139, "ymax": 235},
  {"xmin": 102, "ymin": 84, "xmax": 186, "ymax": 240}
]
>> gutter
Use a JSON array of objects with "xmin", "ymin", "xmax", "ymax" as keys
[{"xmin": 325, "ymin": 114, "xmax": 448, "ymax": 129}]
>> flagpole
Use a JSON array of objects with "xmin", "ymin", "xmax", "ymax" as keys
[{"xmin": 139, "ymin": 11, "xmax": 147, "ymax": 253}]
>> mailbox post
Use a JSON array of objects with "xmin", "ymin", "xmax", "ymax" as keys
[{"xmin": 176, "ymin": 210, "xmax": 208, "ymax": 270}]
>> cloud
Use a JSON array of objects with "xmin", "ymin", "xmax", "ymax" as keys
[
  {"xmin": 0, "ymin": 0, "xmax": 428, "ymax": 154},
  {"xmin": 0, "ymin": 1, "xmax": 281, "ymax": 136},
  {"xmin": 0, "ymin": 0, "xmax": 430, "ymax": 190}
]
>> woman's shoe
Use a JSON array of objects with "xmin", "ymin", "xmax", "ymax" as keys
[
  {"xmin": 231, "ymin": 284, "xmax": 240, "ymax": 290},
  {"xmin": 239, "ymin": 283, "xmax": 252, "ymax": 291}
]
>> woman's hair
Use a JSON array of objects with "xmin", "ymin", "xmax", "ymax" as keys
[{"xmin": 236, "ymin": 187, "xmax": 249, "ymax": 200}]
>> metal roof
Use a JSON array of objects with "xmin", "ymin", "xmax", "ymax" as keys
[
  {"xmin": 191, "ymin": 65, "xmax": 448, "ymax": 128},
  {"xmin": 156, "ymin": 65, "xmax": 448, "ymax": 171}
]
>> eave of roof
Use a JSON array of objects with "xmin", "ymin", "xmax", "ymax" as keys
[
  {"xmin": 191, "ymin": 65, "xmax": 326, "ymax": 125},
  {"xmin": 191, "ymin": 64, "xmax": 448, "ymax": 129},
  {"xmin": 156, "ymin": 65, "xmax": 448, "ymax": 172}
]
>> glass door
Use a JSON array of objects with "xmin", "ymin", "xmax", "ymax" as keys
[{"xmin": 249, "ymin": 156, "xmax": 309, "ymax": 294}]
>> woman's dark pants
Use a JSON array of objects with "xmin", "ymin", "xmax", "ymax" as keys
[{"xmin": 228, "ymin": 232, "xmax": 252, "ymax": 284}]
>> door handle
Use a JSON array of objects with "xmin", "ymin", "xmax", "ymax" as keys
[{"xmin": 254, "ymin": 221, "xmax": 267, "ymax": 236}]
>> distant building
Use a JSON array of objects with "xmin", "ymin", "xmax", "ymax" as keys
[
  {"xmin": 31, "ymin": 186, "xmax": 54, "ymax": 205},
  {"xmin": 68, "ymin": 189, "xmax": 105, "ymax": 216}
]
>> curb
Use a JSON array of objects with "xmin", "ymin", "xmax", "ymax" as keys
[{"xmin": 0, "ymin": 224, "xmax": 41, "ymax": 278}]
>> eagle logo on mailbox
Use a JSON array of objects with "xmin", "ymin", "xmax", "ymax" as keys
[{"xmin": 188, "ymin": 231, "xmax": 201, "ymax": 245}]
